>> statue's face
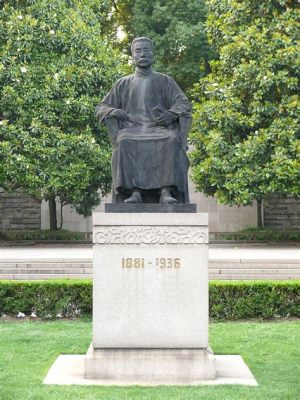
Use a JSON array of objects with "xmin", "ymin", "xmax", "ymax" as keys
[{"xmin": 132, "ymin": 41, "xmax": 153, "ymax": 68}]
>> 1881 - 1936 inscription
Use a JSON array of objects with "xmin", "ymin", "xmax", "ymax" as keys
[{"xmin": 122, "ymin": 257, "xmax": 181, "ymax": 269}]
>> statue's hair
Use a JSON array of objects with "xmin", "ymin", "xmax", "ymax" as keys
[{"xmin": 131, "ymin": 37, "xmax": 154, "ymax": 52}]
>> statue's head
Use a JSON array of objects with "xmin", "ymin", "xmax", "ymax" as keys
[{"xmin": 131, "ymin": 37, "xmax": 154, "ymax": 68}]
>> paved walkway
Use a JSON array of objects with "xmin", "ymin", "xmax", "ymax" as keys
[
  {"xmin": 0, "ymin": 245, "xmax": 299, "ymax": 280},
  {"xmin": 0, "ymin": 245, "xmax": 300, "ymax": 261},
  {"xmin": 0, "ymin": 246, "xmax": 92, "ymax": 261}
]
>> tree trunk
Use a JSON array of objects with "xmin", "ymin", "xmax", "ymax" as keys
[
  {"xmin": 257, "ymin": 198, "xmax": 264, "ymax": 228},
  {"xmin": 49, "ymin": 196, "xmax": 57, "ymax": 230},
  {"xmin": 204, "ymin": 59, "xmax": 211, "ymax": 75}
]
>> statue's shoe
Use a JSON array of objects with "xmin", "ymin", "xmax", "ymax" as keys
[
  {"xmin": 160, "ymin": 193, "xmax": 178, "ymax": 203},
  {"xmin": 124, "ymin": 191, "xmax": 143, "ymax": 203},
  {"xmin": 160, "ymin": 196, "xmax": 178, "ymax": 203}
]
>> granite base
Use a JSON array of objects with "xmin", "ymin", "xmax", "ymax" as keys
[
  {"xmin": 44, "ymin": 354, "xmax": 257, "ymax": 386},
  {"xmin": 84, "ymin": 345, "xmax": 216, "ymax": 381}
]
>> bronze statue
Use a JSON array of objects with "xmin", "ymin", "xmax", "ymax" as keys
[{"xmin": 96, "ymin": 37, "xmax": 192, "ymax": 204}]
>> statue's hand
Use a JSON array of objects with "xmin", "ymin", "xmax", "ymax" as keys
[
  {"xmin": 155, "ymin": 111, "xmax": 177, "ymax": 127},
  {"xmin": 109, "ymin": 109, "xmax": 129, "ymax": 121}
]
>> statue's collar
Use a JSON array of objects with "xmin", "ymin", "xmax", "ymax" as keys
[{"xmin": 135, "ymin": 66, "xmax": 153, "ymax": 77}]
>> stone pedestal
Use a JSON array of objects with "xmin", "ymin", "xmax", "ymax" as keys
[{"xmin": 85, "ymin": 212, "xmax": 216, "ymax": 382}]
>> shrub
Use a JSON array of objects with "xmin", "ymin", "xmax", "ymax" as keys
[
  {"xmin": 209, "ymin": 281, "xmax": 300, "ymax": 320},
  {"xmin": 0, "ymin": 280, "xmax": 299, "ymax": 320},
  {"xmin": 0, "ymin": 230, "xmax": 90, "ymax": 241},
  {"xmin": 0, "ymin": 280, "xmax": 92, "ymax": 318},
  {"xmin": 218, "ymin": 229, "xmax": 300, "ymax": 242}
]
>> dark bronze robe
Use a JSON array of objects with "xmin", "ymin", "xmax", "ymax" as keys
[{"xmin": 96, "ymin": 69, "xmax": 192, "ymax": 197}]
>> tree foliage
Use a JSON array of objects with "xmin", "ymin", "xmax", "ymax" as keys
[
  {"xmin": 111, "ymin": 0, "xmax": 212, "ymax": 90},
  {"xmin": 0, "ymin": 0, "xmax": 123, "ymax": 225},
  {"xmin": 191, "ymin": 0, "xmax": 300, "ymax": 214}
]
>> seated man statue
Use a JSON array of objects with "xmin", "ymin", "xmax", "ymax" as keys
[{"xmin": 95, "ymin": 37, "xmax": 192, "ymax": 204}]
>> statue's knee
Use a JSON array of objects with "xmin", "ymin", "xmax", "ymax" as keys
[
  {"xmin": 116, "ymin": 134, "xmax": 125, "ymax": 144},
  {"xmin": 168, "ymin": 134, "xmax": 180, "ymax": 145}
]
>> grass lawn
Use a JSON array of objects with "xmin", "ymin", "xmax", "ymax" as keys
[{"xmin": 0, "ymin": 320, "xmax": 299, "ymax": 400}]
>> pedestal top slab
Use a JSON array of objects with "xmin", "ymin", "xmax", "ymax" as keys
[{"xmin": 105, "ymin": 203, "xmax": 197, "ymax": 213}]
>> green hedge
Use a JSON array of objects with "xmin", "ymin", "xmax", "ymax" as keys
[
  {"xmin": 0, "ymin": 229, "xmax": 89, "ymax": 241},
  {"xmin": 218, "ymin": 230, "xmax": 300, "ymax": 242},
  {"xmin": 0, "ymin": 280, "xmax": 92, "ymax": 318},
  {"xmin": 209, "ymin": 281, "xmax": 300, "ymax": 319},
  {"xmin": 0, "ymin": 280, "xmax": 299, "ymax": 320}
]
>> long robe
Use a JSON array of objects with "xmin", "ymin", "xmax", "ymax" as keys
[{"xmin": 95, "ymin": 69, "xmax": 192, "ymax": 196}]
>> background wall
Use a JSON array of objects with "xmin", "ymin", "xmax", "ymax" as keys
[
  {"xmin": 0, "ymin": 188, "xmax": 41, "ymax": 230},
  {"xmin": 264, "ymin": 195, "xmax": 300, "ymax": 230}
]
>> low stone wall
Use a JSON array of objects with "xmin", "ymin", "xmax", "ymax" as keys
[
  {"xmin": 264, "ymin": 195, "xmax": 300, "ymax": 230},
  {"xmin": 0, "ymin": 189, "xmax": 41, "ymax": 230}
]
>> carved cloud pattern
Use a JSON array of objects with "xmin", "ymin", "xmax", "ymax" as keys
[{"xmin": 93, "ymin": 226, "xmax": 208, "ymax": 245}]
